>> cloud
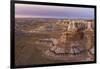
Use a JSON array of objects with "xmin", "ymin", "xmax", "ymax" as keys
[{"xmin": 15, "ymin": 3, "xmax": 94, "ymax": 19}]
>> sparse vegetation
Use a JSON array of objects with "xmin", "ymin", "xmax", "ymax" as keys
[{"xmin": 15, "ymin": 18, "xmax": 94, "ymax": 66}]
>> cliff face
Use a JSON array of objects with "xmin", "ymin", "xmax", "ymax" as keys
[
  {"xmin": 15, "ymin": 18, "xmax": 95, "ymax": 65},
  {"xmin": 46, "ymin": 20, "xmax": 94, "ymax": 62}
]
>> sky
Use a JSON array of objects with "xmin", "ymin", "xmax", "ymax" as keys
[{"xmin": 15, "ymin": 3, "xmax": 94, "ymax": 19}]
